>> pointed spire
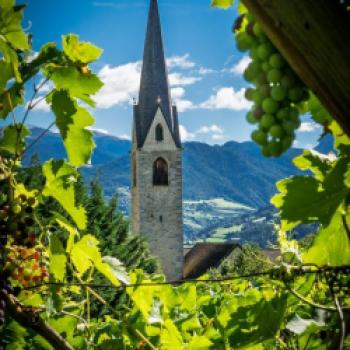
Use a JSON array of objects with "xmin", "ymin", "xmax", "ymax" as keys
[{"xmin": 135, "ymin": 0, "xmax": 177, "ymax": 147}]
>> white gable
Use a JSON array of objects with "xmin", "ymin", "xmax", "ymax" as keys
[{"xmin": 142, "ymin": 107, "xmax": 177, "ymax": 151}]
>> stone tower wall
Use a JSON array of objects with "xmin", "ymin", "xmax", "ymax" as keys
[{"xmin": 131, "ymin": 109, "xmax": 183, "ymax": 280}]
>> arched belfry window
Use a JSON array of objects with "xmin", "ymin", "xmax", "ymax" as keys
[
  {"xmin": 155, "ymin": 124, "xmax": 164, "ymax": 142},
  {"xmin": 153, "ymin": 157, "xmax": 168, "ymax": 186}
]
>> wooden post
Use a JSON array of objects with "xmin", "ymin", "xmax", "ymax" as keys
[{"xmin": 242, "ymin": 0, "xmax": 350, "ymax": 136}]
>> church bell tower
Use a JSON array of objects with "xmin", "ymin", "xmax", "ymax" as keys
[{"xmin": 131, "ymin": 0, "xmax": 183, "ymax": 280}]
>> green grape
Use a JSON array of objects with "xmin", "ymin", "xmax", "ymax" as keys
[
  {"xmin": 256, "ymin": 73, "xmax": 267, "ymax": 85},
  {"xmin": 252, "ymin": 90, "xmax": 263, "ymax": 105},
  {"xmin": 245, "ymin": 88, "xmax": 255, "ymax": 101},
  {"xmin": 236, "ymin": 32, "xmax": 254, "ymax": 52},
  {"xmin": 244, "ymin": 67, "xmax": 257, "ymax": 82},
  {"xmin": 281, "ymin": 74, "xmax": 296, "ymax": 89},
  {"xmin": 11, "ymin": 204, "xmax": 21, "ymax": 215},
  {"xmin": 246, "ymin": 112, "xmax": 258, "ymax": 124},
  {"xmin": 288, "ymin": 107, "xmax": 299, "ymax": 121},
  {"xmin": 262, "ymin": 98, "xmax": 278, "ymax": 113},
  {"xmin": 251, "ymin": 130, "xmax": 268, "ymax": 145},
  {"xmin": 260, "ymin": 113, "xmax": 275, "ymax": 128},
  {"xmin": 249, "ymin": 46, "xmax": 260, "ymax": 60},
  {"xmin": 276, "ymin": 108, "xmax": 289, "ymax": 121},
  {"xmin": 261, "ymin": 61, "xmax": 270, "ymax": 72},
  {"xmin": 248, "ymin": 61, "xmax": 262, "ymax": 76},
  {"xmin": 253, "ymin": 106, "xmax": 264, "ymax": 119},
  {"xmin": 269, "ymin": 53, "xmax": 285, "ymax": 69},
  {"xmin": 269, "ymin": 125, "xmax": 284, "ymax": 138},
  {"xmin": 259, "ymin": 84, "xmax": 270, "ymax": 98},
  {"xmin": 288, "ymin": 87, "xmax": 304, "ymax": 102},
  {"xmin": 267, "ymin": 69, "xmax": 282, "ymax": 83},
  {"xmin": 257, "ymin": 43, "xmax": 274, "ymax": 60},
  {"xmin": 282, "ymin": 120, "xmax": 296, "ymax": 134},
  {"xmin": 269, "ymin": 141, "xmax": 282, "ymax": 157},
  {"xmin": 271, "ymin": 86, "xmax": 287, "ymax": 101},
  {"xmin": 253, "ymin": 22, "xmax": 264, "ymax": 37},
  {"xmin": 282, "ymin": 136, "xmax": 294, "ymax": 150},
  {"xmin": 262, "ymin": 145, "xmax": 271, "ymax": 157}
]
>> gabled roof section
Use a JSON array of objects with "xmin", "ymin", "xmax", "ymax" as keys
[{"xmin": 134, "ymin": 0, "xmax": 180, "ymax": 148}]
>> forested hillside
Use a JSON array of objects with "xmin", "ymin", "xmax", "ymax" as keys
[{"xmin": 21, "ymin": 126, "xmax": 329, "ymax": 208}]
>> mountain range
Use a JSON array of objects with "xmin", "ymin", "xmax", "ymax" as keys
[
  {"xmin": 23, "ymin": 126, "xmax": 331, "ymax": 208},
  {"xmin": 21, "ymin": 126, "xmax": 332, "ymax": 244}
]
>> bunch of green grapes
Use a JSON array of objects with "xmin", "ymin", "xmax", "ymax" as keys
[{"xmin": 235, "ymin": 14, "xmax": 309, "ymax": 156}]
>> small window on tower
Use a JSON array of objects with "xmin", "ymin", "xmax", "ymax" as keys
[
  {"xmin": 153, "ymin": 157, "xmax": 168, "ymax": 186},
  {"xmin": 155, "ymin": 124, "xmax": 164, "ymax": 142}
]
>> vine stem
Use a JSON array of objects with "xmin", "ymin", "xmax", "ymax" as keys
[
  {"xmin": 332, "ymin": 291, "xmax": 346, "ymax": 350},
  {"xmin": 1, "ymin": 290, "xmax": 74, "ymax": 350},
  {"xmin": 5, "ymin": 91, "xmax": 17, "ymax": 125},
  {"xmin": 21, "ymin": 121, "xmax": 55, "ymax": 156},
  {"xmin": 287, "ymin": 286, "xmax": 339, "ymax": 312}
]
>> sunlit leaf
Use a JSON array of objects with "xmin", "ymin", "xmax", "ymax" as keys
[
  {"xmin": 303, "ymin": 213, "xmax": 350, "ymax": 266},
  {"xmin": 49, "ymin": 233, "xmax": 66, "ymax": 281},
  {"xmin": 42, "ymin": 160, "xmax": 87, "ymax": 229},
  {"xmin": 51, "ymin": 90, "xmax": 95, "ymax": 166},
  {"xmin": 63, "ymin": 34, "xmax": 103, "ymax": 64},
  {"xmin": 49, "ymin": 66, "xmax": 102, "ymax": 106}
]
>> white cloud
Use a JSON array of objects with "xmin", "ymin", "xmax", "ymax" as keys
[
  {"xmin": 198, "ymin": 67, "xmax": 216, "ymax": 75},
  {"xmin": 200, "ymin": 87, "xmax": 252, "ymax": 111},
  {"xmin": 118, "ymin": 133, "xmax": 131, "ymax": 140},
  {"xmin": 212, "ymin": 133, "xmax": 225, "ymax": 141},
  {"xmin": 25, "ymin": 51, "xmax": 38, "ymax": 63},
  {"xmin": 171, "ymin": 87, "xmax": 194, "ymax": 112},
  {"xmin": 171, "ymin": 87, "xmax": 185, "ymax": 99},
  {"xmin": 197, "ymin": 124, "xmax": 224, "ymax": 135},
  {"xmin": 167, "ymin": 54, "xmax": 196, "ymax": 70},
  {"xmin": 176, "ymin": 99, "xmax": 194, "ymax": 113},
  {"xmin": 88, "ymin": 127, "xmax": 110, "ymax": 135},
  {"xmin": 179, "ymin": 125, "xmax": 195, "ymax": 141},
  {"xmin": 169, "ymin": 73, "xmax": 202, "ymax": 87},
  {"xmin": 95, "ymin": 59, "xmax": 201, "ymax": 109},
  {"xmin": 230, "ymin": 56, "xmax": 252, "ymax": 75},
  {"xmin": 95, "ymin": 61, "xmax": 142, "ymax": 109},
  {"xmin": 299, "ymin": 122, "xmax": 321, "ymax": 133},
  {"xmin": 30, "ymin": 96, "xmax": 50, "ymax": 112}
]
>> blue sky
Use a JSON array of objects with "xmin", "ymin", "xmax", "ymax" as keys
[{"xmin": 19, "ymin": 0, "xmax": 319, "ymax": 146}]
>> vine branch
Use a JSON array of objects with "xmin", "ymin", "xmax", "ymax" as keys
[{"xmin": 1, "ymin": 291, "xmax": 74, "ymax": 350}]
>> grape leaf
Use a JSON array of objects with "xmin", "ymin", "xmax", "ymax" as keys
[
  {"xmin": 293, "ymin": 150, "xmax": 332, "ymax": 181},
  {"xmin": 70, "ymin": 235, "xmax": 124, "ymax": 286},
  {"xmin": 160, "ymin": 319, "xmax": 183, "ymax": 350},
  {"xmin": 42, "ymin": 160, "xmax": 87, "ymax": 230},
  {"xmin": 63, "ymin": 34, "xmax": 103, "ymax": 64},
  {"xmin": 272, "ymin": 154, "xmax": 350, "ymax": 230},
  {"xmin": 303, "ymin": 213, "xmax": 350, "ymax": 266},
  {"xmin": 49, "ymin": 66, "xmax": 102, "ymax": 107},
  {"xmin": 0, "ymin": 124, "xmax": 29, "ymax": 154},
  {"xmin": 0, "ymin": 59, "xmax": 13, "ymax": 92},
  {"xmin": 100, "ymin": 256, "xmax": 130, "ymax": 285},
  {"xmin": 54, "ymin": 214, "xmax": 78, "ymax": 254},
  {"xmin": 0, "ymin": 1, "xmax": 29, "ymax": 51},
  {"xmin": 226, "ymin": 294, "xmax": 287, "ymax": 348},
  {"xmin": 51, "ymin": 90, "xmax": 95, "ymax": 166},
  {"xmin": 49, "ymin": 233, "xmax": 67, "ymax": 281},
  {"xmin": 70, "ymin": 234, "xmax": 100, "ymax": 276},
  {"xmin": 187, "ymin": 335, "xmax": 213, "ymax": 350},
  {"xmin": 0, "ymin": 85, "xmax": 24, "ymax": 119},
  {"xmin": 211, "ymin": 0, "xmax": 234, "ymax": 9}
]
